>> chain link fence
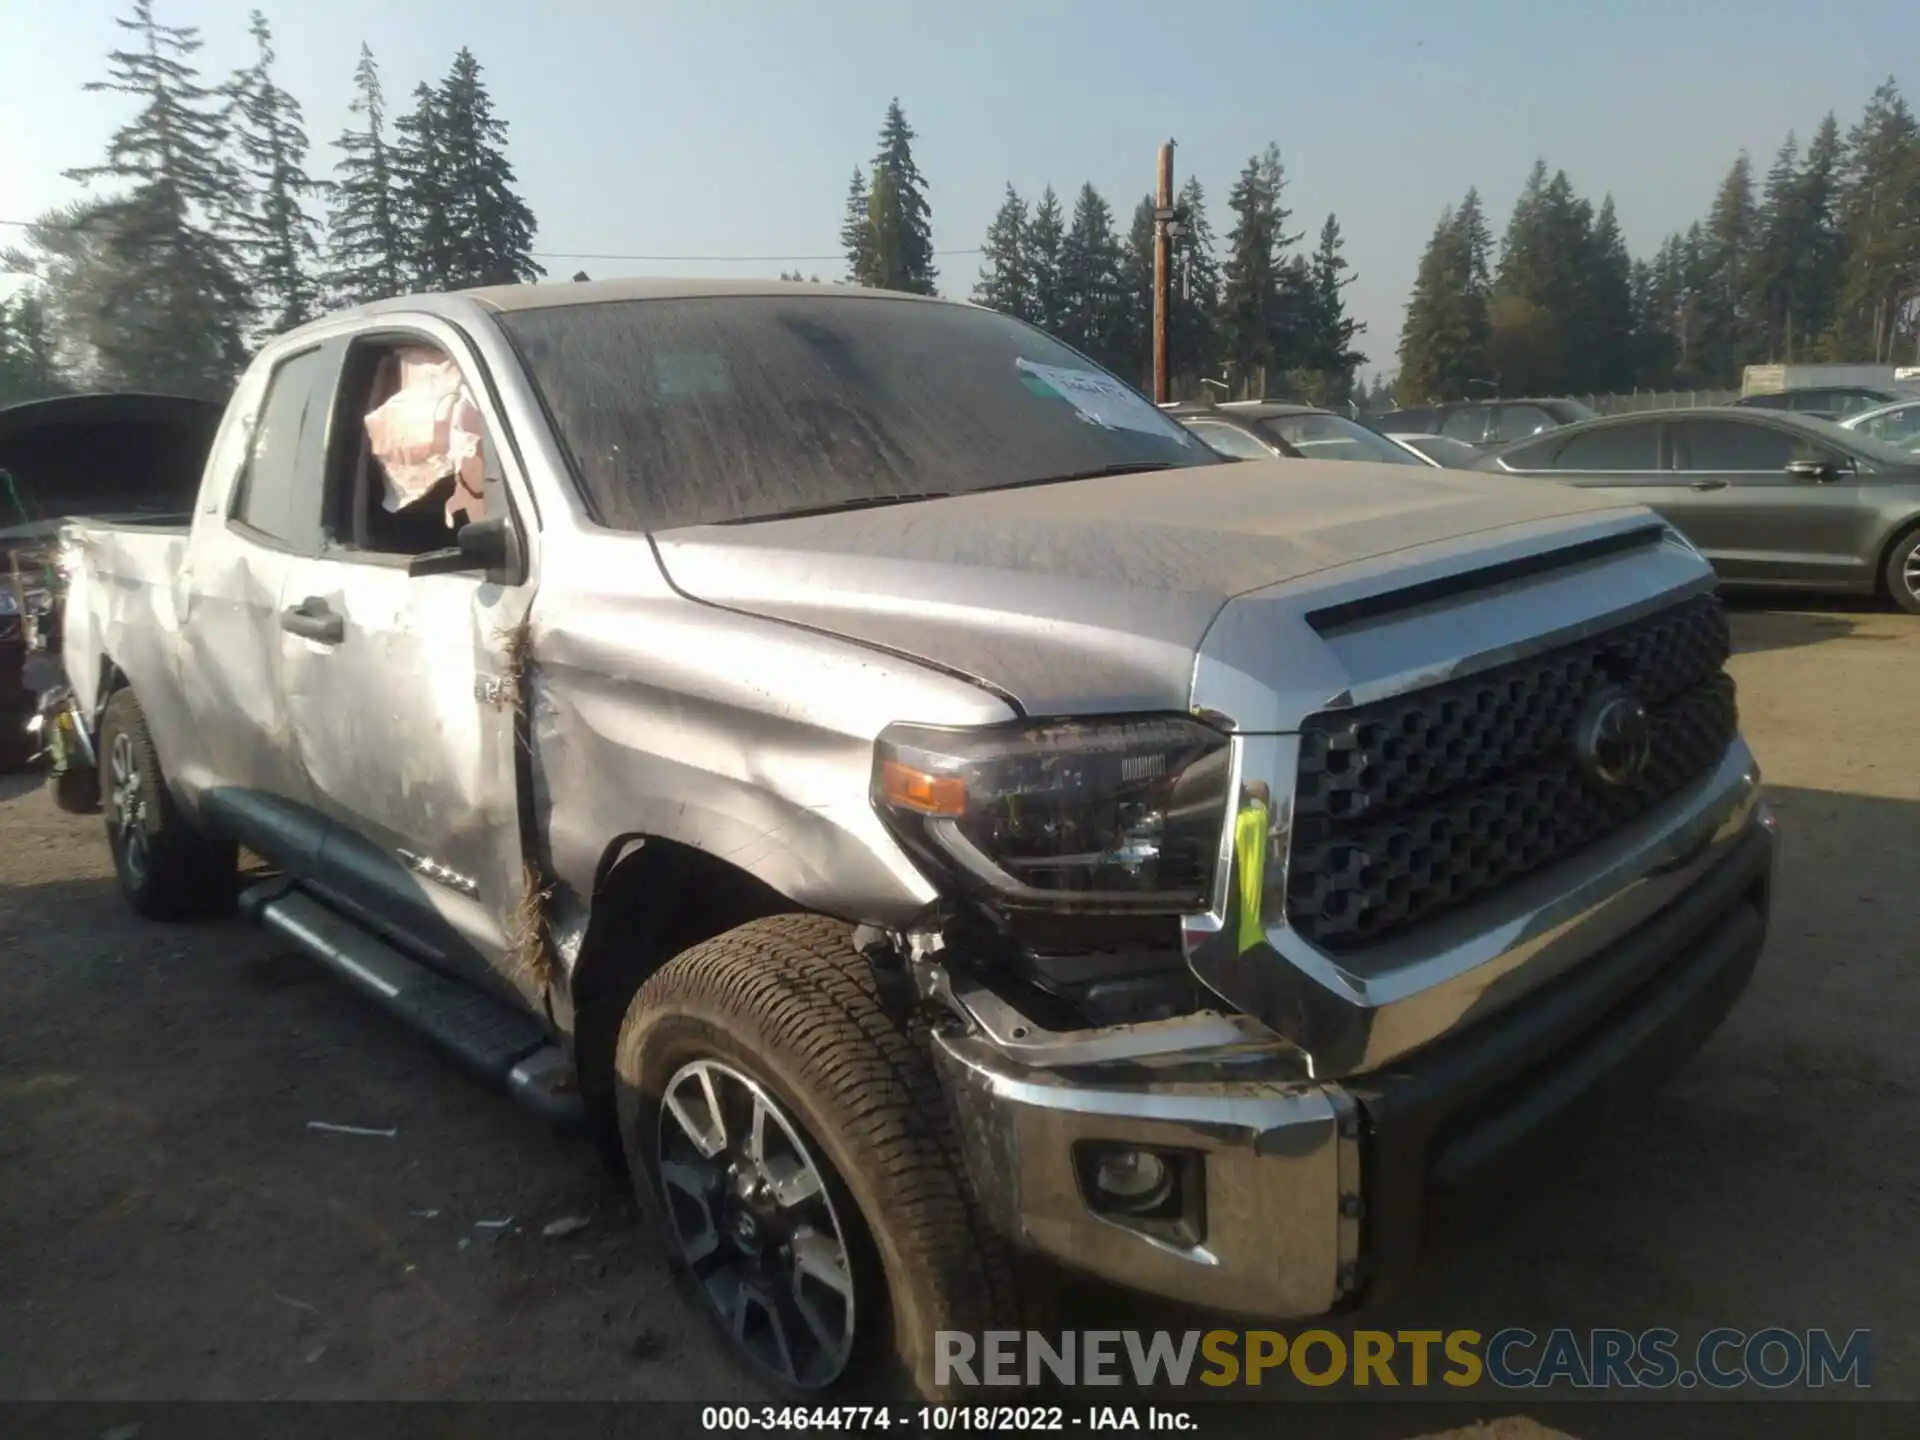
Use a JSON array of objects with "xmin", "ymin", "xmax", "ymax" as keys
[{"xmin": 1579, "ymin": 389, "xmax": 1741, "ymax": 415}]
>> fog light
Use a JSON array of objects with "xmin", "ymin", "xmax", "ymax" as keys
[{"xmin": 1090, "ymin": 1148, "xmax": 1173, "ymax": 1213}]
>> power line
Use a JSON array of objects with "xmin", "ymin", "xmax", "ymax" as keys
[{"xmin": 0, "ymin": 216, "xmax": 983, "ymax": 265}]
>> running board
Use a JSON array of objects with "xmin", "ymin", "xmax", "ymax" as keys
[{"xmin": 243, "ymin": 881, "xmax": 585, "ymax": 1130}]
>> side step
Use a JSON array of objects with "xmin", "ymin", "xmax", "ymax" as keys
[{"xmin": 243, "ymin": 881, "xmax": 585, "ymax": 1130}]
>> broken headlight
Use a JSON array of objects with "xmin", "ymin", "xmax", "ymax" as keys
[{"xmin": 872, "ymin": 715, "xmax": 1233, "ymax": 912}]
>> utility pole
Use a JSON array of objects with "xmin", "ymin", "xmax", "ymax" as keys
[{"xmin": 1152, "ymin": 140, "xmax": 1177, "ymax": 403}]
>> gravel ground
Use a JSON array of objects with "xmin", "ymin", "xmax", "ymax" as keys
[{"xmin": 1, "ymin": 603, "xmax": 1915, "ymax": 1432}]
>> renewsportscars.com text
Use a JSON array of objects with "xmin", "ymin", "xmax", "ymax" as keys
[{"xmin": 935, "ymin": 1327, "xmax": 1873, "ymax": 1391}]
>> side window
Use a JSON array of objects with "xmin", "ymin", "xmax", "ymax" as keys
[
  {"xmin": 1439, "ymin": 407, "xmax": 1490, "ymax": 442},
  {"xmin": 1740, "ymin": 393, "xmax": 1788, "ymax": 410},
  {"xmin": 1495, "ymin": 434, "xmax": 1561, "ymax": 471},
  {"xmin": 230, "ymin": 346, "xmax": 331, "ymax": 550},
  {"xmin": 1387, "ymin": 407, "xmax": 1434, "ymax": 432},
  {"xmin": 1183, "ymin": 421, "xmax": 1272, "ymax": 461},
  {"xmin": 1489, "ymin": 404, "xmax": 1554, "ymax": 444},
  {"xmin": 324, "ymin": 339, "xmax": 501, "ymax": 559},
  {"xmin": 1552, "ymin": 423, "xmax": 1662, "ymax": 472},
  {"xmin": 1678, "ymin": 420, "xmax": 1819, "ymax": 471}
]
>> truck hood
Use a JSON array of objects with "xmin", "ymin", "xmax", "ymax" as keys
[{"xmin": 651, "ymin": 459, "xmax": 1641, "ymax": 716}]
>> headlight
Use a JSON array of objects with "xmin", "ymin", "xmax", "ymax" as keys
[{"xmin": 871, "ymin": 715, "xmax": 1233, "ymax": 912}]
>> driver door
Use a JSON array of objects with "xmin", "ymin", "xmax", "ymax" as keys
[
  {"xmin": 277, "ymin": 322, "xmax": 540, "ymax": 1008},
  {"xmin": 1669, "ymin": 417, "xmax": 1870, "ymax": 589}
]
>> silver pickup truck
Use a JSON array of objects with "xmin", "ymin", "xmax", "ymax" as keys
[{"xmin": 55, "ymin": 280, "xmax": 1776, "ymax": 1397}]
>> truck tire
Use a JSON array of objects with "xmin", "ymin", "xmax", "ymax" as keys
[
  {"xmin": 1884, "ymin": 528, "xmax": 1920, "ymax": 614},
  {"xmin": 99, "ymin": 688, "xmax": 238, "ymax": 920},
  {"xmin": 614, "ymin": 912, "xmax": 1029, "ymax": 1400}
]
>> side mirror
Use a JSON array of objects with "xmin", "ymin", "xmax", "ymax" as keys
[
  {"xmin": 408, "ymin": 515, "xmax": 516, "ymax": 578},
  {"xmin": 1785, "ymin": 457, "xmax": 1841, "ymax": 483}
]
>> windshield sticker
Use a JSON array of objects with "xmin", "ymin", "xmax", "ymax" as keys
[{"xmin": 1016, "ymin": 359, "xmax": 1174, "ymax": 437}]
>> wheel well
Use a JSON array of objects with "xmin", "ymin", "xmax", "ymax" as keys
[
  {"xmin": 1875, "ymin": 515, "xmax": 1920, "ymax": 593},
  {"xmin": 566, "ymin": 837, "xmax": 792, "ymax": 1104}
]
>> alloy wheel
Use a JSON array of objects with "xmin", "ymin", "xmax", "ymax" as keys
[
  {"xmin": 108, "ymin": 730, "xmax": 149, "ymax": 888},
  {"xmin": 656, "ymin": 1058, "xmax": 858, "ymax": 1388}
]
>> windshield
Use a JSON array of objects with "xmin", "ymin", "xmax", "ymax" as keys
[
  {"xmin": 1847, "ymin": 402, "xmax": 1920, "ymax": 449},
  {"xmin": 1789, "ymin": 413, "xmax": 1920, "ymax": 469},
  {"xmin": 496, "ymin": 294, "xmax": 1215, "ymax": 530},
  {"xmin": 1259, "ymin": 412, "xmax": 1427, "ymax": 466}
]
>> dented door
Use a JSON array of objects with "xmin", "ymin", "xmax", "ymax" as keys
[{"xmin": 278, "ymin": 552, "xmax": 535, "ymax": 1004}]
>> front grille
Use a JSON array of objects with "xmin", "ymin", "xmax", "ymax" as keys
[{"xmin": 1286, "ymin": 594, "xmax": 1736, "ymax": 952}]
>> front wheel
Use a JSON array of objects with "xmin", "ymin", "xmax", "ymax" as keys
[
  {"xmin": 99, "ymin": 688, "xmax": 237, "ymax": 919},
  {"xmin": 1884, "ymin": 529, "xmax": 1920, "ymax": 615},
  {"xmin": 614, "ymin": 913, "xmax": 1028, "ymax": 1399}
]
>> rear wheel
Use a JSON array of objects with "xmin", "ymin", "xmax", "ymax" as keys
[
  {"xmin": 614, "ymin": 913, "xmax": 1029, "ymax": 1399},
  {"xmin": 1884, "ymin": 529, "xmax": 1920, "ymax": 615},
  {"xmin": 99, "ymin": 688, "xmax": 237, "ymax": 920}
]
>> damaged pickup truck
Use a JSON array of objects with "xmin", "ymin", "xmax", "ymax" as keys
[{"xmin": 55, "ymin": 280, "xmax": 1776, "ymax": 1397}]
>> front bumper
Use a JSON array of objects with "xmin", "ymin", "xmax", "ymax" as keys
[{"xmin": 930, "ymin": 793, "xmax": 1775, "ymax": 1317}]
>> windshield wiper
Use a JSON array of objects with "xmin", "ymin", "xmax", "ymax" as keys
[
  {"xmin": 973, "ymin": 460, "xmax": 1179, "ymax": 495},
  {"xmin": 715, "ymin": 492, "xmax": 954, "ymax": 525}
]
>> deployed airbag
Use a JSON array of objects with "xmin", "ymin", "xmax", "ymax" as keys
[{"xmin": 363, "ymin": 348, "xmax": 487, "ymax": 526}]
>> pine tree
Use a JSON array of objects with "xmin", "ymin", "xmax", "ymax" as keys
[
  {"xmin": 1167, "ymin": 176, "xmax": 1221, "ymax": 395},
  {"xmin": 1491, "ymin": 163, "xmax": 1597, "ymax": 392},
  {"xmin": 326, "ymin": 44, "xmax": 406, "ymax": 305},
  {"xmin": 1026, "ymin": 186, "xmax": 1066, "ymax": 333},
  {"xmin": 1455, "ymin": 187, "xmax": 1494, "ymax": 294},
  {"xmin": 973, "ymin": 184, "xmax": 1034, "ymax": 321},
  {"xmin": 0, "ymin": 292, "xmax": 70, "ymax": 406},
  {"xmin": 868, "ymin": 99, "xmax": 935, "ymax": 294},
  {"xmin": 1118, "ymin": 195, "xmax": 1156, "ymax": 387},
  {"xmin": 840, "ymin": 167, "xmax": 875, "ymax": 285},
  {"xmin": 1219, "ymin": 144, "xmax": 1298, "ymax": 397},
  {"xmin": 1829, "ymin": 78, "xmax": 1920, "ymax": 362},
  {"xmin": 1297, "ymin": 214, "xmax": 1367, "ymax": 403},
  {"xmin": 1794, "ymin": 114, "xmax": 1847, "ymax": 353},
  {"xmin": 1588, "ymin": 196, "xmax": 1634, "ymax": 390},
  {"xmin": 0, "ymin": 201, "xmax": 125, "ymax": 387},
  {"xmin": 392, "ymin": 81, "xmax": 451, "ymax": 290},
  {"xmin": 864, "ymin": 166, "xmax": 910, "ymax": 291},
  {"xmin": 229, "ymin": 12, "xmax": 321, "ymax": 336},
  {"xmin": 1696, "ymin": 153, "xmax": 1758, "ymax": 382},
  {"xmin": 1057, "ymin": 183, "xmax": 1125, "ymax": 368},
  {"xmin": 63, "ymin": 0, "xmax": 253, "ymax": 395},
  {"xmin": 431, "ymin": 49, "xmax": 543, "ymax": 288},
  {"xmin": 1748, "ymin": 134, "xmax": 1803, "ymax": 360},
  {"xmin": 1396, "ymin": 203, "xmax": 1489, "ymax": 403}
]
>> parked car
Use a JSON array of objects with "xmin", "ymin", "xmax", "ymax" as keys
[
  {"xmin": 53, "ymin": 279, "xmax": 1774, "ymax": 1396},
  {"xmin": 1170, "ymin": 401, "xmax": 1437, "ymax": 466},
  {"xmin": 1732, "ymin": 385, "xmax": 1895, "ymax": 421},
  {"xmin": 1482, "ymin": 406, "xmax": 1920, "ymax": 611},
  {"xmin": 1378, "ymin": 397, "xmax": 1597, "ymax": 448},
  {"xmin": 1387, "ymin": 432, "xmax": 1485, "ymax": 468},
  {"xmin": 0, "ymin": 392, "xmax": 217, "ymax": 770},
  {"xmin": 1842, "ymin": 396, "xmax": 1920, "ymax": 451}
]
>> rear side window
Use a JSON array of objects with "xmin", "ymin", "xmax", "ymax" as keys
[
  {"xmin": 1385, "ymin": 407, "xmax": 1435, "ymax": 432},
  {"xmin": 1183, "ymin": 420, "xmax": 1272, "ymax": 460},
  {"xmin": 1740, "ymin": 393, "xmax": 1789, "ymax": 410},
  {"xmin": 1678, "ymin": 420, "xmax": 1806, "ymax": 471},
  {"xmin": 232, "ymin": 346, "xmax": 331, "ymax": 550},
  {"xmin": 1490, "ymin": 404, "xmax": 1554, "ymax": 443},
  {"xmin": 1552, "ymin": 423, "xmax": 1661, "ymax": 471},
  {"xmin": 1439, "ymin": 407, "xmax": 1490, "ymax": 442}
]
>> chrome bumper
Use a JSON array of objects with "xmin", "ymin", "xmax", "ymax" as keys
[{"xmin": 931, "ymin": 746, "xmax": 1776, "ymax": 1317}]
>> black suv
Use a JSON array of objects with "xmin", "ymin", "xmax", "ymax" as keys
[{"xmin": 1378, "ymin": 397, "xmax": 1598, "ymax": 449}]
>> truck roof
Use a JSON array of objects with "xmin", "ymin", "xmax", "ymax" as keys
[{"xmin": 328, "ymin": 277, "xmax": 947, "ymax": 326}]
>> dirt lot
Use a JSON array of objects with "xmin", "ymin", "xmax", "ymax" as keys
[{"xmin": 2, "ymin": 603, "xmax": 1916, "ymax": 1424}]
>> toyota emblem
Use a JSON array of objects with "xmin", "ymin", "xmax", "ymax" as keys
[{"xmin": 1576, "ymin": 690, "xmax": 1652, "ymax": 788}]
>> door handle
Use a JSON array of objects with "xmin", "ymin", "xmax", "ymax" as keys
[
  {"xmin": 281, "ymin": 597, "xmax": 345, "ymax": 644},
  {"xmin": 1689, "ymin": 479, "xmax": 1728, "ymax": 492}
]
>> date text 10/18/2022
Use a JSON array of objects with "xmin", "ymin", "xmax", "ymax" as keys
[{"xmin": 702, "ymin": 1407, "xmax": 1194, "ymax": 1432}]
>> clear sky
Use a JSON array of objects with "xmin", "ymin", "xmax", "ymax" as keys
[{"xmin": 1, "ymin": 0, "xmax": 1910, "ymax": 380}]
